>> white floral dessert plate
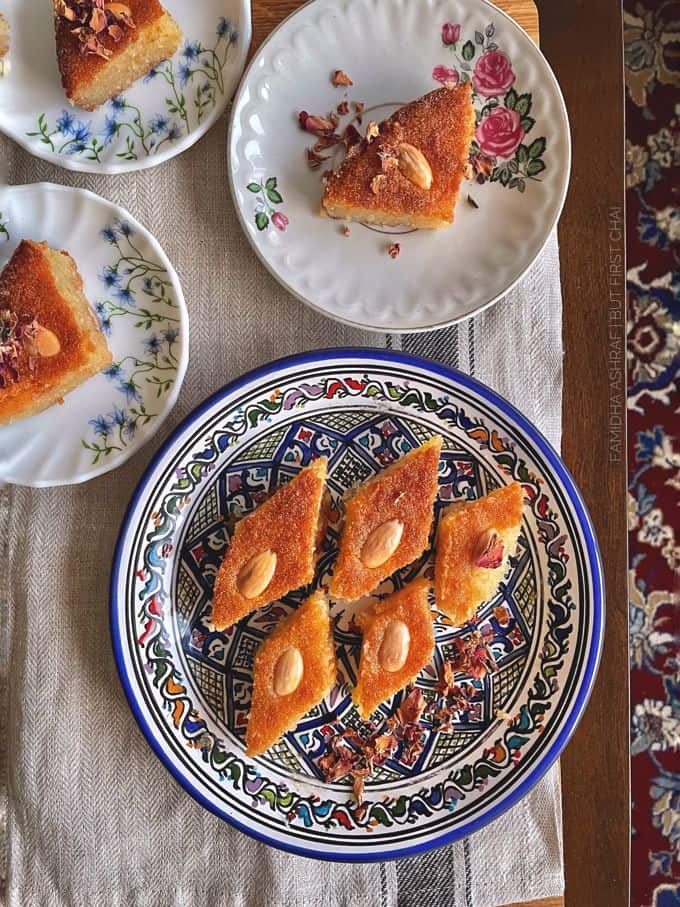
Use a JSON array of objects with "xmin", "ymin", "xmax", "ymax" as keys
[
  {"xmin": 229, "ymin": 0, "xmax": 570, "ymax": 332},
  {"xmin": 111, "ymin": 349, "xmax": 603, "ymax": 861},
  {"xmin": 0, "ymin": 183, "xmax": 188, "ymax": 487},
  {"xmin": 0, "ymin": 1, "xmax": 250, "ymax": 174}
]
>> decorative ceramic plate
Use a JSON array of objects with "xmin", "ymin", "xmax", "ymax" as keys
[
  {"xmin": 0, "ymin": 183, "xmax": 188, "ymax": 487},
  {"xmin": 229, "ymin": 0, "xmax": 570, "ymax": 332},
  {"xmin": 0, "ymin": 0, "xmax": 250, "ymax": 174},
  {"xmin": 111, "ymin": 349, "xmax": 603, "ymax": 861}
]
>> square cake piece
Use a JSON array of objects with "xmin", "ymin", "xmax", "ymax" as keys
[
  {"xmin": 246, "ymin": 591, "xmax": 336, "ymax": 756},
  {"xmin": 211, "ymin": 458, "xmax": 329, "ymax": 630},
  {"xmin": 353, "ymin": 578, "xmax": 434, "ymax": 719},
  {"xmin": 54, "ymin": 0, "xmax": 182, "ymax": 111},
  {"xmin": 0, "ymin": 240, "xmax": 112, "ymax": 425},
  {"xmin": 322, "ymin": 83, "xmax": 475, "ymax": 229},
  {"xmin": 328, "ymin": 436, "xmax": 442, "ymax": 600},
  {"xmin": 435, "ymin": 482, "xmax": 524, "ymax": 626}
]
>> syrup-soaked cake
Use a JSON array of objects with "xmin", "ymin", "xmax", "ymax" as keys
[
  {"xmin": 211, "ymin": 458, "xmax": 328, "ymax": 630},
  {"xmin": 435, "ymin": 481, "xmax": 524, "ymax": 626},
  {"xmin": 0, "ymin": 240, "xmax": 112, "ymax": 425},
  {"xmin": 54, "ymin": 0, "xmax": 181, "ymax": 111},
  {"xmin": 328, "ymin": 436, "xmax": 442, "ymax": 600},
  {"xmin": 246, "ymin": 591, "xmax": 336, "ymax": 756},
  {"xmin": 353, "ymin": 577, "xmax": 435, "ymax": 719},
  {"xmin": 322, "ymin": 83, "xmax": 475, "ymax": 229}
]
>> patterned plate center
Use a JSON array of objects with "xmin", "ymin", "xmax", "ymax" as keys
[{"xmin": 173, "ymin": 409, "xmax": 539, "ymax": 784}]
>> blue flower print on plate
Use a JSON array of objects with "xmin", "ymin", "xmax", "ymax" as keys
[
  {"xmin": 0, "ymin": 183, "xmax": 188, "ymax": 487},
  {"xmin": 0, "ymin": 2, "xmax": 250, "ymax": 173}
]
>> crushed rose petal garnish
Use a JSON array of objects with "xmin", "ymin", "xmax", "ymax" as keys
[
  {"xmin": 54, "ymin": 0, "xmax": 135, "ymax": 59},
  {"xmin": 387, "ymin": 242, "xmax": 401, "ymax": 259},
  {"xmin": 337, "ymin": 100, "xmax": 349, "ymax": 116},
  {"xmin": 331, "ymin": 69, "xmax": 353, "ymax": 86},
  {"xmin": 298, "ymin": 111, "xmax": 336, "ymax": 136},
  {"xmin": 475, "ymin": 532, "xmax": 505, "ymax": 569},
  {"xmin": 449, "ymin": 629, "xmax": 497, "ymax": 679},
  {"xmin": 469, "ymin": 150, "xmax": 495, "ymax": 184},
  {"xmin": 0, "ymin": 308, "xmax": 39, "ymax": 387},
  {"xmin": 316, "ymin": 626, "xmax": 500, "ymax": 809}
]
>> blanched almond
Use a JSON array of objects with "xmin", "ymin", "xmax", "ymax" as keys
[
  {"xmin": 237, "ymin": 549, "xmax": 277, "ymax": 598},
  {"xmin": 378, "ymin": 619, "xmax": 410, "ymax": 672},
  {"xmin": 397, "ymin": 142, "xmax": 433, "ymax": 190},
  {"xmin": 361, "ymin": 518, "xmax": 404, "ymax": 568},
  {"xmin": 273, "ymin": 646, "xmax": 303, "ymax": 695},
  {"xmin": 27, "ymin": 326, "xmax": 61, "ymax": 358}
]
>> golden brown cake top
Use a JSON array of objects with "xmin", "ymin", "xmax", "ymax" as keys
[
  {"xmin": 435, "ymin": 481, "xmax": 525, "ymax": 625},
  {"xmin": 211, "ymin": 458, "xmax": 328, "ymax": 630},
  {"xmin": 323, "ymin": 84, "xmax": 475, "ymax": 219},
  {"xmin": 0, "ymin": 240, "xmax": 98, "ymax": 407},
  {"xmin": 54, "ymin": 0, "xmax": 166, "ymax": 93},
  {"xmin": 353, "ymin": 577, "xmax": 435, "ymax": 719},
  {"xmin": 246, "ymin": 591, "xmax": 336, "ymax": 756},
  {"xmin": 328, "ymin": 436, "xmax": 442, "ymax": 600}
]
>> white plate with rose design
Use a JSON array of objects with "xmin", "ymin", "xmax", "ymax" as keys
[
  {"xmin": 229, "ymin": 0, "xmax": 570, "ymax": 332},
  {"xmin": 111, "ymin": 349, "xmax": 604, "ymax": 861},
  {"xmin": 0, "ymin": 0, "xmax": 250, "ymax": 174},
  {"xmin": 0, "ymin": 183, "xmax": 188, "ymax": 487}
]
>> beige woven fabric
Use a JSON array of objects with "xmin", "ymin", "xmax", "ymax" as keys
[{"xmin": 0, "ymin": 116, "xmax": 564, "ymax": 907}]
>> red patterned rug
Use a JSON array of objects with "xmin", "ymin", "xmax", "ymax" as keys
[{"xmin": 624, "ymin": 2, "xmax": 680, "ymax": 905}]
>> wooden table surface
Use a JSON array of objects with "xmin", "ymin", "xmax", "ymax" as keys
[{"xmin": 248, "ymin": 2, "xmax": 628, "ymax": 906}]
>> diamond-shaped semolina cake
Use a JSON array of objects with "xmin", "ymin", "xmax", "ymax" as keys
[
  {"xmin": 211, "ymin": 458, "xmax": 328, "ymax": 630},
  {"xmin": 328, "ymin": 436, "xmax": 442, "ymax": 600},
  {"xmin": 353, "ymin": 578, "xmax": 435, "ymax": 720},
  {"xmin": 435, "ymin": 481, "xmax": 524, "ymax": 626},
  {"xmin": 246, "ymin": 591, "xmax": 336, "ymax": 756}
]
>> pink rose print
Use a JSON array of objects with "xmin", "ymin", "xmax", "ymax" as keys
[
  {"xmin": 475, "ymin": 107, "xmax": 525, "ymax": 159},
  {"xmin": 432, "ymin": 64, "xmax": 459, "ymax": 84},
  {"xmin": 441, "ymin": 22, "xmax": 461, "ymax": 45},
  {"xmin": 472, "ymin": 50, "xmax": 516, "ymax": 98},
  {"xmin": 272, "ymin": 211, "xmax": 289, "ymax": 231}
]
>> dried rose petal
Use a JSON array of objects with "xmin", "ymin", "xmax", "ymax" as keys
[
  {"xmin": 300, "ymin": 113, "xmax": 336, "ymax": 136},
  {"xmin": 306, "ymin": 147, "xmax": 327, "ymax": 169},
  {"xmin": 398, "ymin": 687, "xmax": 425, "ymax": 724},
  {"xmin": 470, "ymin": 150, "xmax": 495, "ymax": 184},
  {"xmin": 475, "ymin": 531, "xmax": 504, "ymax": 569},
  {"xmin": 337, "ymin": 100, "xmax": 349, "ymax": 116},
  {"xmin": 331, "ymin": 69, "xmax": 353, "ymax": 86},
  {"xmin": 387, "ymin": 242, "xmax": 401, "ymax": 260}
]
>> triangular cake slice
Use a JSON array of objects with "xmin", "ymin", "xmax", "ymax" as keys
[
  {"xmin": 211, "ymin": 458, "xmax": 328, "ymax": 630},
  {"xmin": 435, "ymin": 482, "xmax": 524, "ymax": 625},
  {"xmin": 54, "ymin": 0, "xmax": 182, "ymax": 111},
  {"xmin": 0, "ymin": 240, "xmax": 112, "ymax": 425},
  {"xmin": 353, "ymin": 578, "xmax": 434, "ymax": 719},
  {"xmin": 322, "ymin": 83, "xmax": 475, "ymax": 229},
  {"xmin": 328, "ymin": 436, "xmax": 442, "ymax": 600},
  {"xmin": 246, "ymin": 591, "xmax": 336, "ymax": 756}
]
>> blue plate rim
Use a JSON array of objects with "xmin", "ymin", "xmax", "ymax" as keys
[{"xmin": 110, "ymin": 346, "xmax": 605, "ymax": 863}]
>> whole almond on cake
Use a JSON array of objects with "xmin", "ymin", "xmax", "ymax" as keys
[{"xmin": 211, "ymin": 458, "xmax": 328, "ymax": 630}]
